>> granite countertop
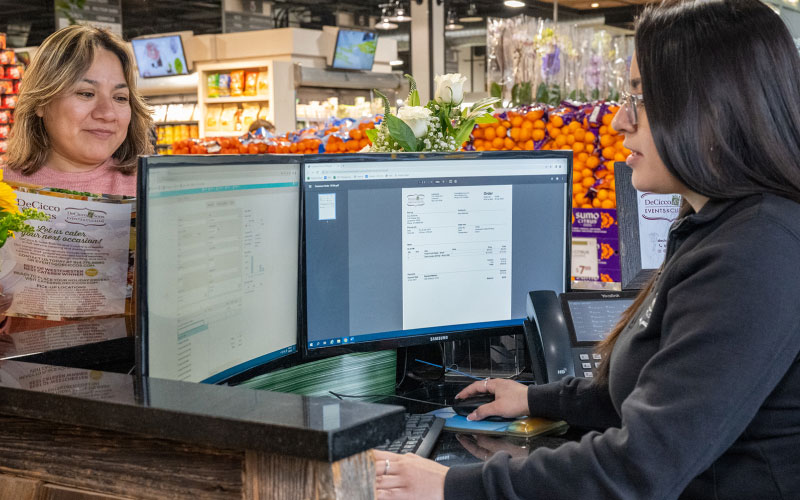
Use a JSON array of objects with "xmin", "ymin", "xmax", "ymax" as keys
[{"xmin": 0, "ymin": 359, "xmax": 405, "ymax": 462}]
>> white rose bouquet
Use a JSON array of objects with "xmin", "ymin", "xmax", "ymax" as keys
[{"xmin": 367, "ymin": 74, "xmax": 501, "ymax": 153}]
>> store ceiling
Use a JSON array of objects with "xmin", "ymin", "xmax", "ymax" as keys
[{"xmin": 0, "ymin": 0, "xmax": 645, "ymax": 48}]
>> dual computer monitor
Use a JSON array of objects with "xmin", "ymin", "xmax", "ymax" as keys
[{"xmin": 137, "ymin": 151, "xmax": 572, "ymax": 385}]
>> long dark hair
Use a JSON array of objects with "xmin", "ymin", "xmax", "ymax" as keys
[{"xmin": 595, "ymin": 0, "xmax": 800, "ymax": 384}]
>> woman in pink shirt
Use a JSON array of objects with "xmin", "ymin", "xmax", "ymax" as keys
[
  {"xmin": 0, "ymin": 25, "xmax": 152, "ymax": 328},
  {"xmin": 3, "ymin": 25, "xmax": 153, "ymax": 196}
]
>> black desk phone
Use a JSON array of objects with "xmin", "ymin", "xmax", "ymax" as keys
[{"xmin": 523, "ymin": 290, "xmax": 638, "ymax": 384}]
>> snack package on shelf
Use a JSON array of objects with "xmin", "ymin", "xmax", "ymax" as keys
[
  {"xmin": 0, "ymin": 50, "xmax": 15, "ymax": 65},
  {"xmin": 239, "ymin": 103, "xmax": 260, "ymax": 132},
  {"xmin": 219, "ymin": 104, "xmax": 239, "ymax": 132},
  {"xmin": 257, "ymin": 104, "xmax": 270, "ymax": 121},
  {"xmin": 207, "ymin": 73, "xmax": 220, "ymax": 98},
  {"xmin": 2, "ymin": 94, "xmax": 17, "ymax": 109},
  {"xmin": 230, "ymin": 70, "xmax": 244, "ymax": 97},
  {"xmin": 244, "ymin": 71, "xmax": 258, "ymax": 96},
  {"xmin": 218, "ymin": 73, "xmax": 231, "ymax": 97},
  {"xmin": 6, "ymin": 65, "xmax": 22, "ymax": 79},
  {"xmin": 257, "ymin": 70, "xmax": 269, "ymax": 95},
  {"xmin": 205, "ymin": 104, "xmax": 223, "ymax": 131}
]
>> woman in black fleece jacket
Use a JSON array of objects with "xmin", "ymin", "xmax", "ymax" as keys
[{"xmin": 374, "ymin": 1, "xmax": 800, "ymax": 498}]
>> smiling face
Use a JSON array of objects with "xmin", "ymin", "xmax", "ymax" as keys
[
  {"xmin": 37, "ymin": 47, "xmax": 131, "ymax": 172},
  {"xmin": 611, "ymin": 56, "xmax": 688, "ymax": 196}
]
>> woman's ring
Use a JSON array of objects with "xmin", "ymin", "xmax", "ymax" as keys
[
  {"xmin": 384, "ymin": 458, "xmax": 390, "ymax": 475},
  {"xmin": 484, "ymin": 378, "xmax": 489, "ymax": 391}
]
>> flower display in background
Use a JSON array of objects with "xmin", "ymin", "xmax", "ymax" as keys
[
  {"xmin": 367, "ymin": 74, "xmax": 501, "ymax": 153},
  {"xmin": 0, "ymin": 169, "xmax": 50, "ymax": 249}
]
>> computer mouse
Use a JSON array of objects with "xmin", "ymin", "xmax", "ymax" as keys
[{"xmin": 452, "ymin": 394, "xmax": 508, "ymax": 420}]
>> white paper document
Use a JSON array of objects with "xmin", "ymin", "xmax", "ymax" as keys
[{"xmin": 402, "ymin": 185, "xmax": 512, "ymax": 330}]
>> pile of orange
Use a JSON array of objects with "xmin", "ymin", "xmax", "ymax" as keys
[
  {"xmin": 465, "ymin": 103, "xmax": 630, "ymax": 210},
  {"xmin": 324, "ymin": 121, "xmax": 375, "ymax": 153},
  {"xmin": 470, "ymin": 108, "xmax": 547, "ymax": 152}
]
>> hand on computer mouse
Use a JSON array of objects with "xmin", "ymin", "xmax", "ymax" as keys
[{"xmin": 454, "ymin": 378, "xmax": 529, "ymax": 421}]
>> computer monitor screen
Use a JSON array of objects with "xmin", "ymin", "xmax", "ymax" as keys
[
  {"xmin": 331, "ymin": 29, "xmax": 377, "ymax": 71},
  {"xmin": 132, "ymin": 35, "xmax": 189, "ymax": 78},
  {"xmin": 137, "ymin": 156, "xmax": 300, "ymax": 384},
  {"xmin": 562, "ymin": 292, "xmax": 637, "ymax": 344},
  {"xmin": 302, "ymin": 151, "xmax": 572, "ymax": 356}
]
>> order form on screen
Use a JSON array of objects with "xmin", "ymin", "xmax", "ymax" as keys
[{"xmin": 303, "ymin": 155, "xmax": 570, "ymax": 350}]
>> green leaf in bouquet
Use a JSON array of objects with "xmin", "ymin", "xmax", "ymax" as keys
[
  {"xmin": 475, "ymin": 115, "xmax": 498, "ymax": 125},
  {"xmin": 404, "ymin": 74, "xmax": 420, "ymax": 107},
  {"xmin": 373, "ymin": 89, "xmax": 392, "ymax": 117},
  {"xmin": 365, "ymin": 128, "xmax": 379, "ymax": 143},
  {"xmin": 386, "ymin": 115, "xmax": 418, "ymax": 152},
  {"xmin": 453, "ymin": 118, "xmax": 476, "ymax": 147}
]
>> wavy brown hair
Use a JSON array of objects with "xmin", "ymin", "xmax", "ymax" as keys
[
  {"xmin": 5, "ymin": 25, "xmax": 153, "ymax": 175},
  {"xmin": 595, "ymin": 0, "xmax": 800, "ymax": 384}
]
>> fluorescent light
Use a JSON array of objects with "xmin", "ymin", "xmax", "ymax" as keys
[
  {"xmin": 389, "ymin": 60, "xmax": 404, "ymax": 66},
  {"xmin": 591, "ymin": 2, "xmax": 600, "ymax": 7},
  {"xmin": 504, "ymin": 0, "xmax": 525, "ymax": 7},
  {"xmin": 445, "ymin": 22, "xmax": 464, "ymax": 30},
  {"xmin": 460, "ymin": 16, "xmax": 483, "ymax": 22}
]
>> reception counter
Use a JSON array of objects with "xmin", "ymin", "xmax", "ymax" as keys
[{"xmin": 0, "ymin": 358, "xmax": 405, "ymax": 499}]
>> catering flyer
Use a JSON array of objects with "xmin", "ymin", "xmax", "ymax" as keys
[{"xmin": 0, "ymin": 184, "xmax": 134, "ymax": 320}]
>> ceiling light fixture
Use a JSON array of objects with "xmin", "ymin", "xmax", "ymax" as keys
[
  {"xmin": 375, "ymin": 6, "xmax": 399, "ymax": 29},
  {"xmin": 504, "ymin": 0, "xmax": 526, "ymax": 8},
  {"xmin": 389, "ymin": 59, "xmax": 404, "ymax": 66},
  {"xmin": 591, "ymin": 2, "xmax": 600, "ymax": 7},
  {"xmin": 445, "ymin": 8, "xmax": 464, "ymax": 30},
  {"xmin": 459, "ymin": 2, "xmax": 483, "ymax": 23},
  {"xmin": 389, "ymin": 2, "xmax": 411, "ymax": 22}
]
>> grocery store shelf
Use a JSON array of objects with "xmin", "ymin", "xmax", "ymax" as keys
[{"xmin": 205, "ymin": 96, "xmax": 270, "ymax": 104}]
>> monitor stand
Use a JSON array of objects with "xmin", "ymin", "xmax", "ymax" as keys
[{"xmin": 395, "ymin": 334, "xmax": 532, "ymax": 411}]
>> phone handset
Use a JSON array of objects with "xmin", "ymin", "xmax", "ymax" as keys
[{"xmin": 523, "ymin": 290, "xmax": 575, "ymax": 384}]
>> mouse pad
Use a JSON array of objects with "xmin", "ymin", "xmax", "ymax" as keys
[{"xmin": 431, "ymin": 408, "xmax": 569, "ymax": 438}]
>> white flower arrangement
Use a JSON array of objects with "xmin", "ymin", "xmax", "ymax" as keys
[{"xmin": 366, "ymin": 74, "xmax": 501, "ymax": 153}]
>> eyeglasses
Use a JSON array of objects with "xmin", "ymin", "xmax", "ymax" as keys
[{"xmin": 619, "ymin": 90, "xmax": 644, "ymax": 126}]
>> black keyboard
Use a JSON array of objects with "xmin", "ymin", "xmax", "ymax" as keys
[{"xmin": 375, "ymin": 413, "xmax": 445, "ymax": 458}]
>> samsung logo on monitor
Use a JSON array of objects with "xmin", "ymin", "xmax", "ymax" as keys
[{"xmin": 430, "ymin": 335, "xmax": 449, "ymax": 342}]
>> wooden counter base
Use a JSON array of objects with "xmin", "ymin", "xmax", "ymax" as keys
[{"xmin": 0, "ymin": 415, "xmax": 375, "ymax": 500}]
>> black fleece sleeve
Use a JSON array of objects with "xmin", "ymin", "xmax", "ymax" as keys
[
  {"xmin": 444, "ymin": 214, "xmax": 800, "ymax": 500},
  {"xmin": 525, "ymin": 376, "xmax": 621, "ymax": 430}
]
